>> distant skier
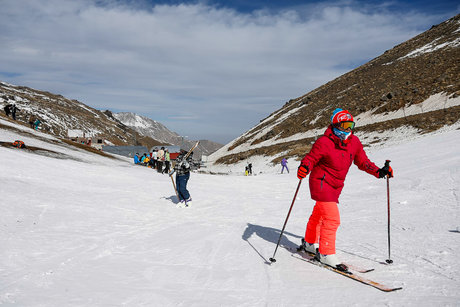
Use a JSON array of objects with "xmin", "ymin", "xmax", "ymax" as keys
[
  {"xmin": 151, "ymin": 149, "xmax": 157, "ymax": 169},
  {"xmin": 34, "ymin": 119, "xmax": 41, "ymax": 130},
  {"xmin": 170, "ymin": 150, "xmax": 193, "ymax": 207},
  {"xmin": 247, "ymin": 162, "xmax": 253, "ymax": 175},
  {"xmin": 157, "ymin": 147, "xmax": 165, "ymax": 173},
  {"xmin": 28, "ymin": 115, "xmax": 36, "ymax": 128},
  {"xmin": 140, "ymin": 153, "xmax": 147, "ymax": 164},
  {"xmin": 10, "ymin": 104, "xmax": 20, "ymax": 120},
  {"xmin": 162, "ymin": 149, "xmax": 171, "ymax": 174},
  {"xmin": 4, "ymin": 104, "xmax": 12, "ymax": 117},
  {"xmin": 281, "ymin": 158, "xmax": 289, "ymax": 174},
  {"xmin": 297, "ymin": 108, "xmax": 393, "ymax": 271},
  {"xmin": 143, "ymin": 155, "xmax": 150, "ymax": 166}
]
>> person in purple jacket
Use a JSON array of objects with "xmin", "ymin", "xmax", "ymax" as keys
[{"xmin": 281, "ymin": 158, "xmax": 289, "ymax": 174}]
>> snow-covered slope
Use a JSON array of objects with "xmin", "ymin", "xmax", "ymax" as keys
[
  {"xmin": 1, "ymin": 117, "xmax": 459, "ymax": 306},
  {"xmin": 113, "ymin": 112, "xmax": 180, "ymax": 144}
]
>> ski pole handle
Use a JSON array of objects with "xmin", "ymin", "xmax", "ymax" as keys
[{"xmin": 384, "ymin": 160, "xmax": 392, "ymax": 179}]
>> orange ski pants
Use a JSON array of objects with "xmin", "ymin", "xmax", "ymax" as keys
[{"xmin": 304, "ymin": 201, "xmax": 340, "ymax": 255}]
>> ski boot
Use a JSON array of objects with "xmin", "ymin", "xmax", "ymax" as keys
[
  {"xmin": 298, "ymin": 238, "xmax": 319, "ymax": 255},
  {"xmin": 319, "ymin": 253, "xmax": 349, "ymax": 272}
]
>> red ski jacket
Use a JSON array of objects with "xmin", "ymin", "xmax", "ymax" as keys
[{"xmin": 300, "ymin": 126, "xmax": 380, "ymax": 203}]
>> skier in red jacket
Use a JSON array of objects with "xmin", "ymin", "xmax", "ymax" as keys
[{"xmin": 297, "ymin": 108, "xmax": 393, "ymax": 271}]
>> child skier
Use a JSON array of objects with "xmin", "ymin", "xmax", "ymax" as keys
[{"xmin": 297, "ymin": 108, "xmax": 393, "ymax": 271}]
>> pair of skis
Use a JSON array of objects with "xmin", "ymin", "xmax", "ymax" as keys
[
  {"xmin": 291, "ymin": 247, "xmax": 402, "ymax": 292},
  {"xmin": 169, "ymin": 141, "xmax": 199, "ymax": 202},
  {"xmin": 270, "ymin": 171, "xmax": 401, "ymax": 292}
]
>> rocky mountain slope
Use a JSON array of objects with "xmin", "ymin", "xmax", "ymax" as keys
[
  {"xmin": 0, "ymin": 81, "xmax": 222, "ymax": 159},
  {"xmin": 0, "ymin": 82, "xmax": 163, "ymax": 149},
  {"xmin": 114, "ymin": 112, "xmax": 223, "ymax": 158},
  {"xmin": 113, "ymin": 112, "xmax": 180, "ymax": 144},
  {"xmin": 208, "ymin": 13, "xmax": 460, "ymax": 167}
]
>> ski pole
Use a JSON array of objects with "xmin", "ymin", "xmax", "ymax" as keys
[
  {"xmin": 385, "ymin": 160, "xmax": 393, "ymax": 264},
  {"xmin": 269, "ymin": 179, "xmax": 302, "ymax": 263},
  {"xmin": 170, "ymin": 174, "xmax": 180, "ymax": 201}
]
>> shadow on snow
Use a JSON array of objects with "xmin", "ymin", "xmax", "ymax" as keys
[{"xmin": 242, "ymin": 223, "xmax": 302, "ymax": 265}]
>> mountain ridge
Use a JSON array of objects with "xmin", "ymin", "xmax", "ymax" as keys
[
  {"xmin": 0, "ymin": 82, "xmax": 222, "ymax": 157},
  {"xmin": 113, "ymin": 112, "xmax": 223, "ymax": 158},
  {"xmin": 0, "ymin": 81, "xmax": 164, "ymax": 150}
]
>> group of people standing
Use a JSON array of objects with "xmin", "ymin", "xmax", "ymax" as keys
[
  {"xmin": 3, "ymin": 103, "xmax": 42, "ymax": 130},
  {"xmin": 134, "ymin": 147, "xmax": 194, "ymax": 208},
  {"xmin": 134, "ymin": 147, "xmax": 171, "ymax": 174}
]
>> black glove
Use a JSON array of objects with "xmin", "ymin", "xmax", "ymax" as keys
[{"xmin": 377, "ymin": 165, "xmax": 394, "ymax": 178}]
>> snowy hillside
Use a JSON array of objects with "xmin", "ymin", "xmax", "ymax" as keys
[
  {"xmin": 0, "ymin": 81, "xmax": 162, "ymax": 148},
  {"xmin": 207, "ymin": 14, "xmax": 460, "ymax": 167},
  {"xmin": 205, "ymin": 94, "xmax": 460, "ymax": 175},
  {"xmin": 113, "ymin": 112, "xmax": 180, "ymax": 144},
  {"xmin": 1, "ymin": 117, "xmax": 459, "ymax": 305}
]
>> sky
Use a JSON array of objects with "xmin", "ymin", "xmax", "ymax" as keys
[{"xmin": 0, "ymin": 0, "xmax": 459, "ymax": 144}]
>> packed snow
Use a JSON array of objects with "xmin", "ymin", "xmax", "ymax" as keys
[{"xmin": 1, "ymin": 118, "xmax": 459, "ymax": 306}]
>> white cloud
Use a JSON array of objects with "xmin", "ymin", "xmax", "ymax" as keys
[{"xmin": 0, "ymin": 0, "xmax": 448, "ymax": 143}]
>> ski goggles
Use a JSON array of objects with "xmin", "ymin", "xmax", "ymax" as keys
[{"xmin": 335, "ymin": 121, "xmax": 355, "ymax": 131}]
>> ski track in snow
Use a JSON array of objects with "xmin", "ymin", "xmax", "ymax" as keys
[{"xmin": 1, "ymin": 118, "xmax": 460, "ymax": 306}]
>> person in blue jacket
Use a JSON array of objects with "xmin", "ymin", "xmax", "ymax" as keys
[
  {"xmin": 140, "ymin": 153, "xmax": 147, "ymax": 164},
  {"xmin": 170, "ymin": 150, "xmax": 193, "ymax": 207},
  {"xmin": 133, "ymin": 153, "xmax": 140, "ymax": 164}
]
